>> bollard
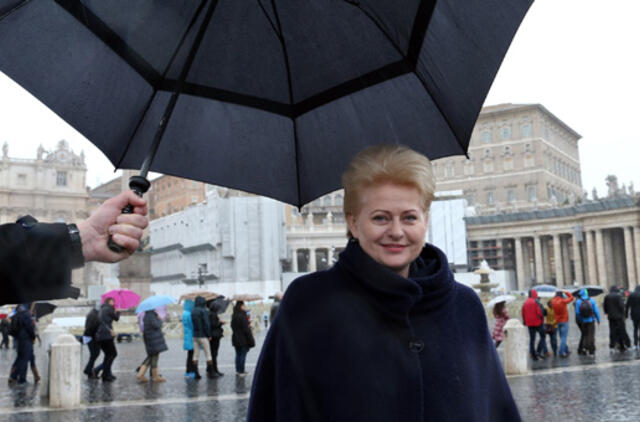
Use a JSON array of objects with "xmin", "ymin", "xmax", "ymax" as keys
[
  {"xmin": 503, "ymin": 319, "xmax": 530, "ymax": 375},
  {"xmin": 49, "ymin": 334, "xmax": 81, "ymax": 408},
  {"xmin": 39, "ymin": 323, "xmax": 69, "ymax": 398}
]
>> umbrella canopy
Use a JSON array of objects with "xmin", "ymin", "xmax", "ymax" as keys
[
  {"xmin": 572, "ymin": 286, "xmax": 605, "ymax": 298},
  {"xmin": 0, "ymin": 314, "xmax": 7, "ymax": 320},
  {"xmin": 532, "ymin": 284, "xmax": 558, "ymax": 298},
  {"xmin": 31, "ymin": 302, "xmax": 57, "ymax": 320},
  {"xmin": 179, "ymin": 291, "xmax": 219, "ymax": 303},
  {"xmin": 232, "ymin": 294, "xmax": 263, "ymax": 302},
  {"xmin": 486, "ymin": 295, "xmax": 516, "ymax": 309},
  {"xmin": 208, "ymin": 296, "xmax": 231, "ymax": 315},
  {"xmin": 135, "ymin": 295, "xmax": 176, "ymax": 314},
  {"xmin": 101, "ymin": 289, "xmax": 141, "ymax": 310},
  {"xmin": 0, "ymin": 0, "xmax": 532, "ymax": 207}
]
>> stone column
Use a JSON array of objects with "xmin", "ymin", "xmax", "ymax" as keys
[
  {"xmin": 595, "ymin": 229, "xmax": 608, "ymax": 288},
  {"xmin": 534, "ymin": 235, "xmax": 544, "ymax": 284},
  {"xmin": 625, "ymin": 227, "xmax": 637, "ymax": 289},
  {"xmin": 562, "ymin": 236, "xmax": 572, "ymax": 285},
  {"xmin": 309, "ymin": 248, "xmax": 317, "ymax": 272},
  {"xmin": 49, "ymin": 334, "xmax": 81, "ymax": 408},
  {"xmin": 514, "ymin": 237, "xmax": 526, "ymax": 291},
  {"xmin": 541, "ymin": 237, "xmax": 551, "ymax": 283},
  {"xmin": 553, "ymin": 234, "xmax": 563, "ymax": 286},
  {"xmin": 572, "ymin": 234, "xmax": 584, "ymax": 286},
  {"xmin": 503, "ymin": 319, "xmax": 529, "ymax": 375},
  {"xmin": 586, "ymin": 230, "xmax": 597, "ymax": 286},
  {"xmin": 291, "ymin": 248, "xmax": 298, "ymax": 273},
  {"xmin": 40, "ymin": 324, "xmax": 69, "ymax": 398},
  {"xmin": 635, "ymin": 227, "xmax": 640, "ymax": 289}
]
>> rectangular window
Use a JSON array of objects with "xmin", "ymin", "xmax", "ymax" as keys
[
  {"xmin": 503, "ymin": 157, "xmax": 514, "ymax": 171},
  {"xmin": 486, "ymin": 191, "xmax": 495, "ymax": 205},
  {"xmin": 481, "ymin": 131, "xmax": 492, "ymax": 143},
  {"xmin": 520, "ymin": 124, "xmax": 532, "ymax": 138},
  {"xmin": 501, "ymin": 126, "xmax": 511, "ymax": 140},
  {"xmin": 464, "ymin": 161, "xmax": 474, "ymax": 176},
  {"xmin": 506, "ymin": 189, "xmax": 516, "ymax": 203},
  {"xmin": 56, "ymin": 171, "xmax": 67, "ymax": 186},
  {"xmin": 466, "ymin": 194, "xmax": 475, "ymax": 206},
  {"xmin": 527, "ymin": 185, "xmax": 537, "ymax": 201},
  {"xmin": 483, "ymin": 159, "xmax": 494, "ymax": 173}
]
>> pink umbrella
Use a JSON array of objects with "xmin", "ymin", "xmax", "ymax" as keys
[{"xmin": 101, "ymin": 289, "xmax": 141, "ymax": 310}]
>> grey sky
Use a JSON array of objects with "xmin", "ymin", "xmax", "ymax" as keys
[{"xmin": 1, "ymin": 0, "xmax": 638, "ymax": 196}]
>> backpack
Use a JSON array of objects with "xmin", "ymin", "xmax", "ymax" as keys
[
  {"xmin": 9, "ymin": 316, "xmax": 21, "ymax": 338},
  {"xmin": 579, "ymin": 299, "xmax": 594, "ymax": 319}
]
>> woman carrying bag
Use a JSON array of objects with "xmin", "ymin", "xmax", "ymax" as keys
[{"xmin": 231, "ymin": 301, "xmax": 255, "ymax": 376}]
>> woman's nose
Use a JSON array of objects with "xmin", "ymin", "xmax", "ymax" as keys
[{"xmin": 387, "ymin": 219, "xmax": 403, "ymax": 238}]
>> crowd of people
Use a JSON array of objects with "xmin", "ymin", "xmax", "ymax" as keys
[{"xmin": 491, "ymin": 285, "xmax": 640, "ymax": 360}]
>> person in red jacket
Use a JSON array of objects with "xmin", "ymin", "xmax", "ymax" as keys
[{"xmin": 522, "ymin": 289, "xmax": 545, "ymax": 360}]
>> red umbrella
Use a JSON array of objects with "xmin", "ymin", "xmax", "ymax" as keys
[
  {"xmin": 0, "ymin": 313, "xmax": 7, "ymax": 320},
  {"xmin": 101, "ymin": 289, "xmax": 141, "ymax": 310}
]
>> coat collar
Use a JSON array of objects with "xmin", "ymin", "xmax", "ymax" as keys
[{"xmin": 336, "ymin": 240, "xmax": 456, "ymax": 319}]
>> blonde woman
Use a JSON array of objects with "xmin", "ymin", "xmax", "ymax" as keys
[{"xmin": 248, "ymin": 145, "xmax": 520, "ymax": 421}]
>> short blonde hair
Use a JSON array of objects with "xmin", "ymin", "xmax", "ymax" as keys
[{"xmin": 342, "ymin": 144, "xmax": 435, "ymax": 219}]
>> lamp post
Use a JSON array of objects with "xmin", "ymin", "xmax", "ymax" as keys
[{"xmin": 196, "ymin": 263, "xmax": 208, "ymax": 288}]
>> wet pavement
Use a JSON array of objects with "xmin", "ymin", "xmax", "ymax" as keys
[{"xmin": 2, "ymin": 319, "xmax": 640, "ymax": 421}]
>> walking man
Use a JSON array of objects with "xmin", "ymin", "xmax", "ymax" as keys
[
  {"xmin": 8, "ymin": 304, "xmax": 35, "ymax": 385},
  {"xmin": 551, "ymin": 290, "xmax": 574, "ymax": 357},
  {"xmin": 0, "ymin": 317, "xmax": 9, "ymax": 349},
  {"xmin": 522, "ymin": 289, "xmax": 545, "ymax": 360},
  {"xmin": 626, "ymin": 286, "xmax": 640, "ymax": 349},
  {"xmin": 575, "ymin": 289, "xmax": 601, "ymax": 356},
  {"xmin": 604, "ymin": 286, "xmax": 630, "ymax": 352},
  {"xmin": 83, "ymin": 306, "xmax": 102, "ymax": 378},
  {"xmin": 95, "ymin": 298, "xmax": 120, "ymax": 382}
]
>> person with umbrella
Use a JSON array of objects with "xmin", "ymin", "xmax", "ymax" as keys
[
  {"xmin": 136, "ymin": 307, "xmax": 168, "ymax": 383},
  {"xmin": 550, "ymin": 290, "xmax": 574, "ymax": 358},
  {"xmin": 625, "ymin": 286, "xmax": 640, "ymax": 349},
  {"xmin": 231, "ymin": 301, "xmax": 255, "ymax": 376},
  {"xmin": 576, "ymin": 289, "xmax": 601, "ymax": 356},
  {"xmin": 95, "ymin": 297, "xmax": 120, "ymax": 382},
  {"xmin": 491, "ymin": 300, "xmax": 510, "ymax": 348},
  {"xmin": 248, "ymin": 145, "xmax": 520, "ymax": 420},
  {"xmin": 208, "ymin": 300, "xmax": 226, "ymax": 378}
]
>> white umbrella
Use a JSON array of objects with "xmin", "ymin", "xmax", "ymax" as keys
[{"xmin": 487, "ymin": 295, "xmax": 516, "ymax": 309}]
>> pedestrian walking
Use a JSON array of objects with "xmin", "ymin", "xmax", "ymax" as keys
[
  {"xmin": 604, "ymin": 285, "xmax": 630, "ymax": 352},
  {"xmin": 522, "ymin": 289, "xmax": 546, "ymax": 360},
  {"xmin": 208, "ymin": 302, "xmax": 225, "ymax": 377},
  {"xmin": 0, "ymin": 317, "xmax": 9, "ymax": 349},
  {"xmin": 575, "ymin": 289, "xmax": 601, "ymax": 356},
  {"xmin": 136, "ymin": 309, "xmax": 168, "ymax": 383},
  {"xmin": 231, "ymin": 301, "xmax": 255, "ymax": 376},
  {"xmin": 182, "ymin": 299, "xmax": 195, "ymax": 378},
  {"xmin": 545, "ymin": 300, "xmax": 558, "ymax": 356},
  {"xmin": 491, "ymin": 301, "xmax": 509, "ymax": 348},
  {"xmin": 95, "ymin": 297, "xmax": 120, "ymax": 382},
  {"xmin": 83, "ymin": 306, "xmax": 101, "ymax": 379},
  {"xmin": 248, "ymin": 145, "xmax": 521, "ymax": 421},
  {"xmin": 263, "ymin": 312, "xmax": 269, "ymax": 329},
  {"xmin": 551, "ymin": 290, "xmax": 574, "ymax": 357},
  {"xmin": 625, "ymin": 286, "xmax": 640, "ymax": 349},
  {"xmin": 28, "ymin": 313, "xmax": 40, "ymax": 383},
  {"xmin": 190, "ymin": 296, "xmax": 214, "ymax": 379},
  {"xmin": 8, "ymin": 304, "xmax": 35, "ymax": 385}
]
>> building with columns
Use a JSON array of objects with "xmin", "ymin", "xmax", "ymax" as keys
[{"xmin": 466, "ymin": 195, "xmax": 640, "ymax": 290}]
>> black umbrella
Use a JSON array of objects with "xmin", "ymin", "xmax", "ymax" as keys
[
  {"xmin": 31, "ymin": 302, "xmax": 57, "ymax": 320},
  {"xmin": 208, "ymin": 296, "xmax": 230, "ymax": 315},
  {"xmin": 0, "ymin": 0, "xmax": 531, "ymax": 210},
  {"xmin": 572, "ymin": 286, "xmax": 604, "ymax": 298}
]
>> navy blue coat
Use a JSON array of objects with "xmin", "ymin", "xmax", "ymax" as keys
[
  {"xmin": 191, "ymin": 296, "xmax": 211, "ymax": 338},
  {"xmin": 143, "ymin": 311, "xmax": 168, "ymax": 356},
  {"xmin": 248, "ymin": 241, "xmax": 520, "ymax": 422}
]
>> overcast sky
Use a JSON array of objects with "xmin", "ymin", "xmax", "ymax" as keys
[{"xmin": 1, "ymin": 0, "xmax": 638, "ymax": 196}]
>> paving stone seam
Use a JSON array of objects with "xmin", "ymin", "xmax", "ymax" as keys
[{"xmin": 507, "ymin": 359, "xmax": 640, "ymax": 379}]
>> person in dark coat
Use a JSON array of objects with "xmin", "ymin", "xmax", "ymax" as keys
[
  {"xmin": 248, "ymin": 145, "xmax": 520, "ymax": 422},
  {"xmin": 0, "ymin": 317, "xmax": 9, "ymax": 349},
  {"xmin": 231, "ymin": 301, "xmax": 255, "ymax": 376},
  {"xmin": 8, "ymin": 304, "xmax": 35, "ymax": 385},
  {"xmin": 626, "ymin": 286, "xmax": 640, "ymax": 349},
  {"xmin": 0, "ymin": 190, "xmax": 148, "ymax": 306},
  {"xmin": 83, "ymin": 307, "xmax": 102, "ymax": 379},
  {"xmin": 190, "ymin": 296, "xmax": 213, "ymax": 379},
  {"xmin": 208, "ymin": 302, "xmax": 225, "ymax": 377},
  {"xmin": 604, "ymin": 285, "xmax": 630, "ymax": 352},
  {"xmin": 95, "ymin": 298, "xmax": 120, "ymax": 382},
  {"xmin": 136, "ymin": 309, "xmax": 168, "ymax": 383}
]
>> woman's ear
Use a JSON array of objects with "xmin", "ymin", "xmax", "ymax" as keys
[{"xmin": 346, "ymin": 213, "xmax": 358, "ymax": 239}]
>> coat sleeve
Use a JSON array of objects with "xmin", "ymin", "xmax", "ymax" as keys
[
  {"xmin": 0, "ymin": 217, "xmax": 80, "ymax": 305},
  {"xmin": 592, "ymin": 299, "xmax": 601, "ymax": 323}
]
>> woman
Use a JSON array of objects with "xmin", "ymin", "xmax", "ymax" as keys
[
  {"xmin": 231, "ymin": 301, "xmax": 255, "ymax": 376},
  {"xmin": 248, "ymin": 145, "xmax": 520, "ymax": 421},
  {"xmin": 137, "ymin": 308, "xmax": 168, "ymax": 383},
  {"xmin": 208, "ymin": 302, "xmax": 225, "ymax": 377},
  {"xmin": 492, "ymin": 301, "xmax": 510, "ymax": 348},
  {"xmin": 182, "ymin": 299, "xmax": 195, "ymax": 378},
  {"xmin": 545, "ymin": 300, "xmax": 558, "ymax": 356}
]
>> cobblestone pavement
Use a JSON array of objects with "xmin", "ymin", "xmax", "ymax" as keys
[{"xmin": 1, "ymin": 319, "xmax": 640, "ymax": 421}]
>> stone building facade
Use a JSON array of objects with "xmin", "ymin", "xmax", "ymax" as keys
[{"xmin": 148, "ymin": 175, "xmax": 206, "ymax": 220}]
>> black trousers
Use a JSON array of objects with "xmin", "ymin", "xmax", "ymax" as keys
[
  {"xmin": 209, "ymin": 337, "xmax": 221, "ymax": 370},
  {"xmin": 84, "ymin": 340, "xmax": 101, "ymax": 374},
  {"xmin": 633, "ymin": 319, "xmax": 640, "ymax": 346},
  {"xmin": 609, "ymin": 318, "xmax": 630, "ymax": 349},
  {"xmin": 98, "ymin": 339, "xmax": 117, "ymax": 378},
  {"xmin": 186, "ymin": 349, "xmax": 194, "ymax": 373},
  {"xmin": 527, "ymin": 325, "xmax": 545, "ymax": 357},
  {"xmin": 1, "ymin": 332, "xmax": 9, "ymax": 348},
  {"xmin": 11, "ymin": 339, "xmax": 33, "ymax": 382},
  {"xmin": 581, "ymin": 322, "xmax": 596, "ymax": 354}
]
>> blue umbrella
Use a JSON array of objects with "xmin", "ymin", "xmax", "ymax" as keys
[{"xmin": 135, "ymin": 295, "xmax": 176, "ymax": 314}]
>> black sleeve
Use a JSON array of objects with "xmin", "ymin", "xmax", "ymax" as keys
[{"xmin": 0, "ymin": 217, "xmax": 80, "ymax": 305}]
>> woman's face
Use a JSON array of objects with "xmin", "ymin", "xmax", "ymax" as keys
[{"xmin": 347, "ymin": 182, "xmax": 428, "ymax": 278}]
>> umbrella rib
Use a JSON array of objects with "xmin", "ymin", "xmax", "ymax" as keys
[{"xmin": 0, "ymin": 0, "xmax": 31, "ymax": 22}]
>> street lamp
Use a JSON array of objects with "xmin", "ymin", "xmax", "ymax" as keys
[{"xmin": 196, "ymin": 263, "xmax": 208, "ymax": 288}]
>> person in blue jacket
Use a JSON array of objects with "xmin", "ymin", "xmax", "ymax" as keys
[
  {"xmin": 575, "ymin": 289, "xmax": 601, "ymax": 355},
  {"xmin": 182, "ymin": 299, "xmax": 195, "ymax": 378},
  {"xmin": 248, "ymin": 145, "xmax": 520, "ymax": 421}
]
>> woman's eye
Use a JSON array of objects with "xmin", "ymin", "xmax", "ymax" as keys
[
  {"xmin": 372, "ymin": 215, "xmax": 388, "ymax": 223},
  {"xmin": 404, "ymin": 215, "xmax": 418, "ymax": 222}
]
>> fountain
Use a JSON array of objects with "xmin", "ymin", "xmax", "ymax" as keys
[{"xmin": 472, "ymin": 260, "xmax": 499, "ymax": 299}]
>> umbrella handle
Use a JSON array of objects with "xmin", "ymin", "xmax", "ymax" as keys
[{"xmin": 107, "ymin": 175, "xmax": 151, "ymax": 253}]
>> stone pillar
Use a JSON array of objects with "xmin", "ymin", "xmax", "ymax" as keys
[
  {"xmin": 572, "ymin": 234, "xmax": 584, "ymax": 286},
  {"xmin": 595, "ymin": 229, "xmax": 608, "ymax": 288},
  {"xmin": 40, "ymin": 324, "xmax": 69, "ymax": 398},
  {"xmin": 291, "ymin": 248, "xmax": 298, "ymax": 272},
  {"xmin": 635, "ymin": 227, "xmax": 640, "ymax": 289},
  {"xmin": 553, "ymin": 234, "xmax": 563, "ymax": 286},
  {"xmin": 49, "ymin": 334, "xmax": 81, "ymax": 408},
  {"xmin": 503, "ymin": 319, "xmax": 529, "ymax": 375},
  {"xmin": 514, "ymin": 237, "xmax": 525, "ymax": 291},
  {"xmin": 625, "ymin": 227, "xmax": 637, "ymax": 289},
  {"xmin": 562, "ymin": 236, "xmax": 572, "ymax": 285},
  {"xmin": 541, "ymin": 237, "xmax": 551, "ymax": 283},
  {"xmin": 309, "ymin": 248, "xmax": 317, "ymax": 272},
  {"xmin": 534, "ymin": 235, "xmax": 544, "ymax": 284},
  {"xmin": 586, "ymin": 230, "xmax": 597, "ymax": 285}
]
